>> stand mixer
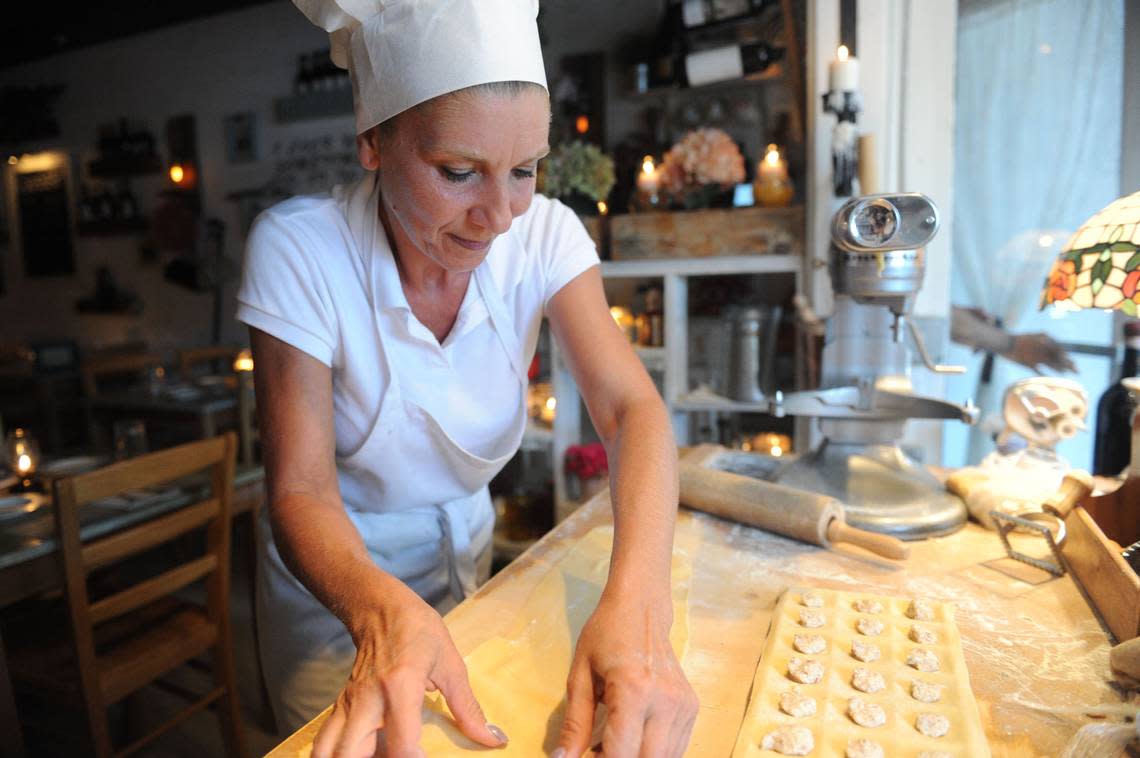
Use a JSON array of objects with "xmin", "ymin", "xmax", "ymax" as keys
[{"xmin": 766, "ymin": 193, "xmax": 979, "ymax": 538}]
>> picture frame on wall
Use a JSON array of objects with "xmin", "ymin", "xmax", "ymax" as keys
[
  {"xmin": 12, "ymin": 152, "xmax": 76, "ymax": 278},
  {"xmin": 223, "ymin": 111, "xmax": 258, "ymax": 164}
]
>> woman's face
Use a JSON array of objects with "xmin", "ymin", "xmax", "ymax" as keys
[{"xmin": 365, "ymin": 88, "xmax": 550, "ymax": 273}]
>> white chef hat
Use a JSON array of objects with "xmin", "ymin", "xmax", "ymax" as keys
[{"xmin": 293, "ymin": 0, "xmax": 548, "ymax": 135}]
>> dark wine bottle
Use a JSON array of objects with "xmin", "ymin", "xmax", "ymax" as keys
[
  {"xmin": 683, "ymin": 41, "xmax": 783, "ymax": 87},
  {"xmin": 1093, "ymin": 321, "xmax": 1140, "ymax": 475},
  {"xmin": 295, "ymin": 54, "xmax": 312, "ymax": 95},
  {"xmin": 648, "ymin": 0, "xmax": 687, "ymax": 90},
  {"xmin": 682, "ymin": 0, "xmax": 767, "ymax": 29}
]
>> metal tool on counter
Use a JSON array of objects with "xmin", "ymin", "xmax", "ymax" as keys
[
  {"xmin": 990, "ymin": 471, "xmax": 1093, "ymax": 576},
  {"xmin": 726, "ymin": 306, "xmax": 782, "ymax": 402},
  {"xmin": 764, "ymin": 193, "xmax": 978, "ymax": 539},
  {"xmin": 993, "ymin": 377, "xmax": 1088, "ymax": 463},
  {"xmin": 678, "ymin": 461, "xmax": 910, "ymax": 561}
]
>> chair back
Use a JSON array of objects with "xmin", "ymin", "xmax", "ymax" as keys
[
  {"xmin": 50, "ymin": 433, "xmax": 237, "ymax": 745},
  {"xmin": 178, "ymin": 346, "xmax": 243, "ymax": 380},
  {"xmin": 81, "ymin": 351, "xmax": 164, "ymax": 397}
]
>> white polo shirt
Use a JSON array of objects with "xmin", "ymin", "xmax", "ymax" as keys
[{"xmin": 235, "ymin": 175, "xmax": 599, "ymax": 463}]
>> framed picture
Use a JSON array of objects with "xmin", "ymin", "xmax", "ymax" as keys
[
  {"xmin": 14, "ymin": 156, "xmax": 75, "ymax": 278},
  {"xmin": 223, "ymin": 112, "xmax": 258, "ymax": 164}
]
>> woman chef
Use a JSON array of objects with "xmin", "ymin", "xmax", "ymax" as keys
[{"xmin": 236, "ymin": 1, "xmax": 696, "ymax": 756}]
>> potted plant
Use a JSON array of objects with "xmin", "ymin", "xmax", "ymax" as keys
[{"xmin": 538, "ymin": 140, "xmax": 616, "ymax": 216}]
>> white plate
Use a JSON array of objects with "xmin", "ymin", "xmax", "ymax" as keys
[
  {"xmin": 39, "ymin": 455, "xmax": 103, "ymax": 477},
  {"xmin": 0, "ymin": 495, "xmax": 39, "ymax": 521}
]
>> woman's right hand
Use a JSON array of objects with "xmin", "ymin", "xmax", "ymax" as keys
[{"xmin": 310, "ymin": 579, "xmax": 506, "ymax": 758}]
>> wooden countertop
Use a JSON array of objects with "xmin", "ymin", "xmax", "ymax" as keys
[{"xmin": 269, "ymin": 488, "xmax": 1126, "ymax": 757}]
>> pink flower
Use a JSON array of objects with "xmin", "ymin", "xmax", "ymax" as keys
[
  {"xmin": 658, "ymin": 128, "xmax": 746, "ymax": 193},
  {"xmin": 564, "ymin": 443, "xmax": 608, "ymax": 480}
]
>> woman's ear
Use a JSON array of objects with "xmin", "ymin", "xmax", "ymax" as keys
[{"xmin": 356, "ymin": 127, "xmax": 381, "ymax": 171}]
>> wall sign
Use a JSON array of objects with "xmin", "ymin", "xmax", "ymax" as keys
[{"xmin": 16, "ymin": 165, "xmax": 75, "ymax": 277}]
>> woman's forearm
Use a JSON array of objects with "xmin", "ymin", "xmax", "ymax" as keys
[
  {"xmin": 269, "ymin": 490, "xmax": 406, "ymax": 640},
  {"xmin": 600, "ymin": 393, "xmax": 679, "ymax": 607}
]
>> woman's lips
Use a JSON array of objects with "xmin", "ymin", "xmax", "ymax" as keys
[{"xmin": 449, "ymin": 233, "xmax": 492, "ymax": 251}]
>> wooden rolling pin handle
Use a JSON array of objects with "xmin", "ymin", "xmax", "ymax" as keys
[
  {"xmin": 826, "ymin": 519, "xmax": 911, "ymax": 561},
  {"xmin": 1045, "ymin": 470, "xmax": 1094, "ymax": 518}
]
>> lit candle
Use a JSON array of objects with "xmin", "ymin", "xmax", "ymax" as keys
[
  {"xmin": 636, "ymin": 156, "xmax": 659, "ymax": 195},
  {"xmin": 828, "ymin": 45, "xmax": 859, "ymax": 92},
  {"xmin": 17, "ymin": 454, "xmax": 31, "ymax": 474},
  {"xmin": 233, "ymin": 348, "xmax": 254, "ymax": 373},
  {"xmin": 540, "ymin": 395, "xmax": 557, "ymax": 425},
  {"xmin": 758, "ymin": 144, "xmax": 788, "ymax": 181}
]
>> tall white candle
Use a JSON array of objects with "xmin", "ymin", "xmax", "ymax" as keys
[{"xmin": 828, "ymin": 45, "xmax": 859, "ymax": 92}]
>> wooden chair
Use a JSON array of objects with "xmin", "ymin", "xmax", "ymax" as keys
[
  {"xmin": 80, "ymin": 351, "xmax": 164, "ymax": 398},
  {"xmin": 13, "ymin": 433, "xmax": 248, "ymax": 757},
  {"xmin": 177, "ymin": 346, "xmax": 244, "ymax": 381}
]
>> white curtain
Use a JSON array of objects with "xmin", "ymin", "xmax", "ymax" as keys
[{"xmin": 945, "ymin": 0, "xmax": 1124, "ymax": 467}]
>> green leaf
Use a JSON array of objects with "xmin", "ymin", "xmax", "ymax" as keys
[
  {"xmin": 1091, "ymin": 278, "xmax": 1104, "ymax": 295},
  {"xmin": 1125, "ymin": 251, "xmax": 1140, "ymax": 271},
  {"xmin": 1123, "ymin": 299, "xmax": 1138, "ymax": 317},
  {"xmin": 1111, "ymin": 242, "xmax": 1137, "ymax": 253},
  {"xmin": 1092, "ymin": 258, "xmax": 1111, "ymax": 285}
]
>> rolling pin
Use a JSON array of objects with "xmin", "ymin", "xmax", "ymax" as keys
[{"xmin": 678, "ymin": 462, "xmax": 910, "ymax": 561}]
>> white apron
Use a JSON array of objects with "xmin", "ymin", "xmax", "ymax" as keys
[{"xmin": 257, "ymin": 175, "xmax": 529, "ymax": 732}]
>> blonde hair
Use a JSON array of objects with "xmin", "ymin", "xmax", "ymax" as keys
[{"xmin": 374, "ymin": 80, "xmax": 548, "ymax": 140}]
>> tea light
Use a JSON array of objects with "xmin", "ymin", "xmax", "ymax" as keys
[
  {"xmin": 233, "ymin": 348, "xmax": 255, "ymax": 373},
  {"xmin": 636, "ymin": 156, "xmax": 659, "ymax": 195},
  {"xmin": 540, "ymin": 395, "xmax": 557, "ymax": 425},
  {"xmin": 754, "ymin": 144, "xmax": 794, "ymax": 208},
  {"xmin": 6, "ymin": 428, "xmax": 42, "ymax": 492},
  {"xmin": 758, "ymin": 144, "xmax": 788, "ymax": 181}
]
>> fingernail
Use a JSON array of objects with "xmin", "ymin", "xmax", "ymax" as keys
[
  {"xmin": 487, "ymin": 723, "xmax": 509, "ymax": 745},
  {"xmin": 549, "ymin": 749, "xmax": 566, "ymax": 758}
]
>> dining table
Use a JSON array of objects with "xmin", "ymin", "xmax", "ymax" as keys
[
  {"xmin": 0, "ymin": 458, "xmax": 265, "ymax": 758},
  {"xmin": 86, "ymin": 377, "xmax": 240, "ymax": 446}
]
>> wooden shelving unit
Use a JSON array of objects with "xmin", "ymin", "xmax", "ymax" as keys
[{"xmin": 550, "ymin": 249, "xmax": 804, "ymax": 516}]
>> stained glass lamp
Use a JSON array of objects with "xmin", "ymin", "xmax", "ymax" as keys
[{"xmin": 1041, "ymin": 189, "xmax": 1140, "ymax": 314}]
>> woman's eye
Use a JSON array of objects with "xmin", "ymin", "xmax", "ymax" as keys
[
  {"xmin": 442, "ymin": 167, "xmax": 474, "ymax": 183},
  {"xmin": 513, "ymin": 167, "xmax": 536, "ymax": 180}
]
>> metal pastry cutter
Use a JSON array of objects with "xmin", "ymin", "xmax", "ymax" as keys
[{"xmin": 991, "ymin": 509, "xmax": 1067, "ymax": 576}]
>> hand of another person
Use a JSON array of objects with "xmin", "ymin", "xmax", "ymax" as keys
[
  {"xmin": 311, "ymin": 582, "xmax": 505, "ymax": 758},
  {"xmin": 1005, "ymin": 332, "xmax": 1077, "ymax": 373},
  {"xmin": 554, "ymin": 590, "xmax": 698, "ymax": 758}
]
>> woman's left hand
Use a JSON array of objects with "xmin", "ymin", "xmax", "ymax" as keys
[{"xmin": 553, "ymin": 588, "xmax": 698, "ymax": 758}]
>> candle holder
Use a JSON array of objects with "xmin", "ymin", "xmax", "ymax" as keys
[
  {"xmin": 822, "ymin": 89, "xmax": 862, "ymax": 198},
  {"xmin": 754, "ymin": 144, "xmax": 795, "ymax": 208},
  {"xmin": 6, "ymin": 428, "xmax": 44, "ymax": 494}
]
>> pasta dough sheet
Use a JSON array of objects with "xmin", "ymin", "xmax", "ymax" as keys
[
  {"xmin": 731, "ymin": 587, "xmax": 989, "ymax": 758},
  {"xmin": 419, "ymin": 524, "xmax": 695, "ymax": 755}
]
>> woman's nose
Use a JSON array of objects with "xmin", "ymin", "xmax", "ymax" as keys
[{"xmin": 472, "ymin": 177, "xmax": 513, "ymax": 234}]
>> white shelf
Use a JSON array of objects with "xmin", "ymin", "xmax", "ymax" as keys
[
  {"xmin": 673, "ymin": 398, "xmax": 773, "ymax": 413},
  {"xmin": 601, "ymin": 254, "xmax": 801, "ymax": 278}
]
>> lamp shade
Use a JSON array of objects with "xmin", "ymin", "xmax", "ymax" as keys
[{"xmin": 1040, "ymin": 189, "xmax": 1140, "ymax": 314}]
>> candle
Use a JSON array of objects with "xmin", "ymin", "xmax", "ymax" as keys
[
  {"xmin": 758, "ymin": 144, "xmax": 788, "ymax": 181},
  {"xmin": 233, "ymin": 348, "xmax": 254, "ymax": 373},
  {"xmin": 636, "ymin": 156, "xmax": 659, "ymax": 195},
  {"xmin": 828, "ymin": 45, "xmax": 859, "ymax": 92}
]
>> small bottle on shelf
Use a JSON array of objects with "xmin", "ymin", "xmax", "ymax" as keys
[{"xmin": 1093, "ymin": 320, "xmax": 1140, "ymax": 476}]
